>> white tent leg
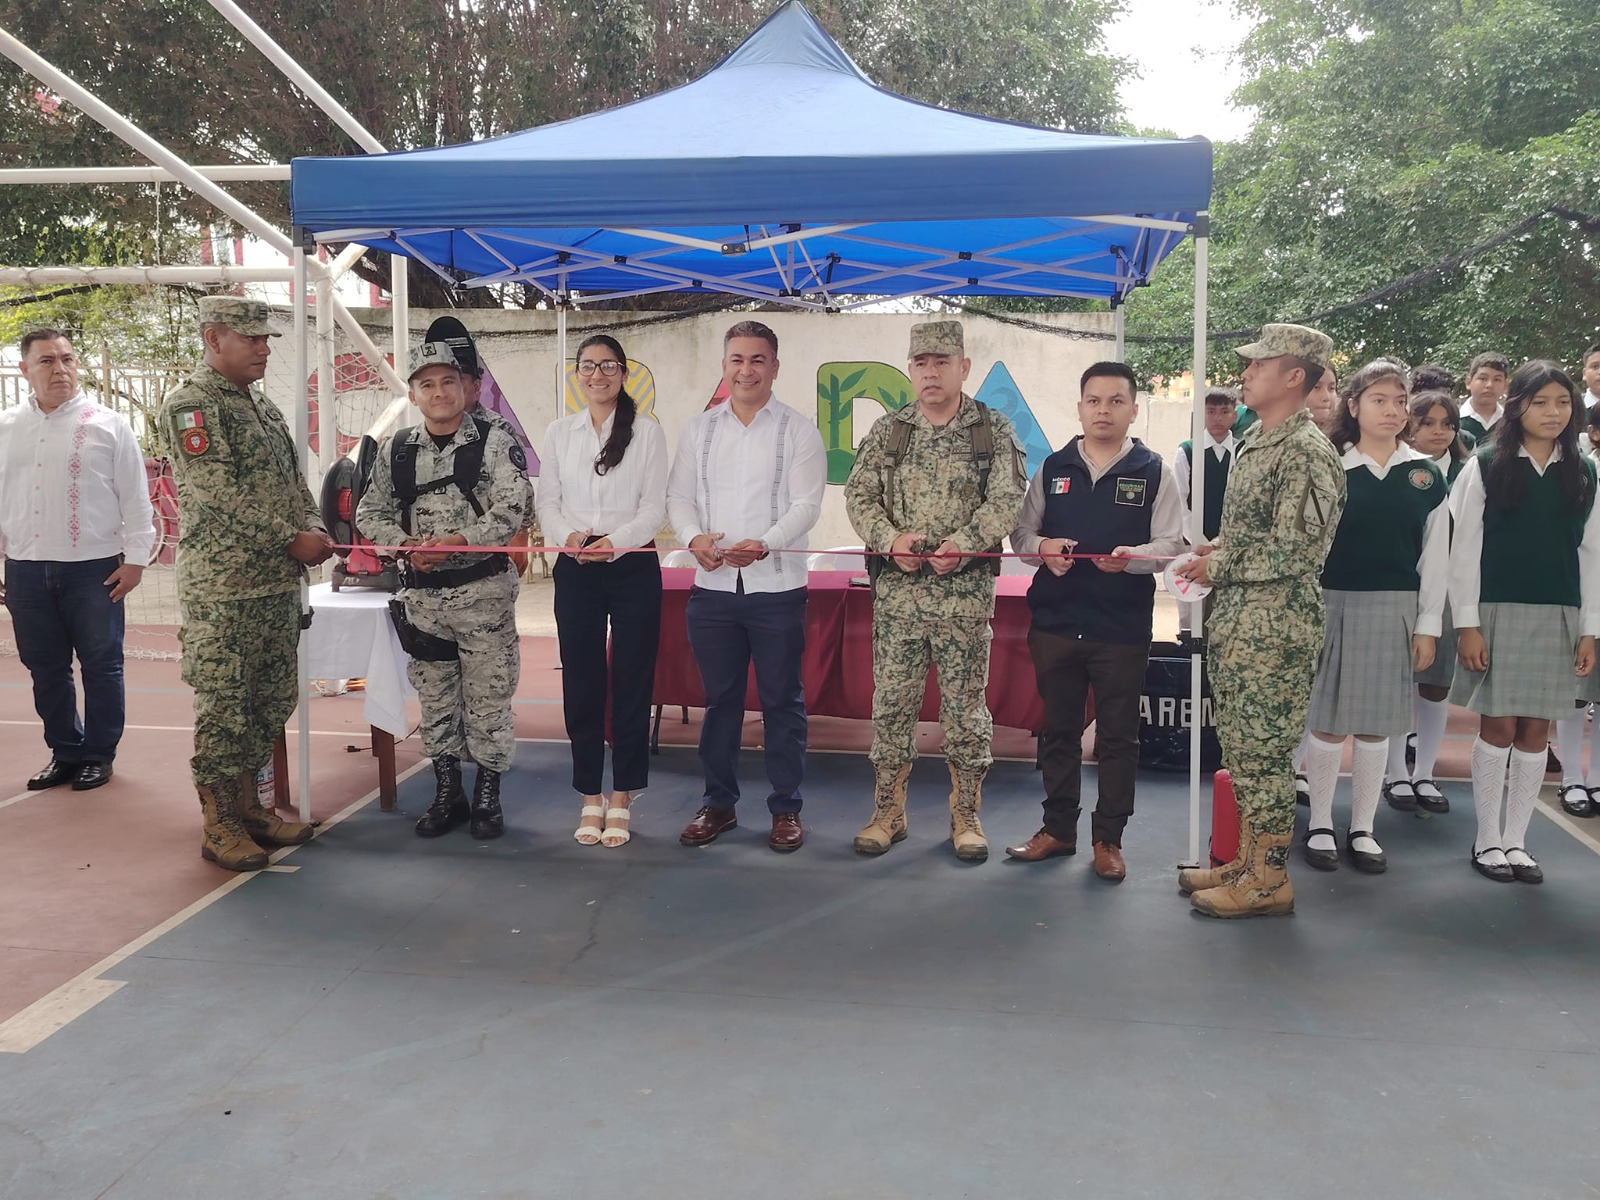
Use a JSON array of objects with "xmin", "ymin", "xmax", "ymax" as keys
[
  {"xmin": 293, "ymin": 247, "xmax": 313, "ymax": 825},
  {"xmin": 391, "ymin": 256, "xmax": 410, "ymax": 378},
  {"xmin": 315, "ymin": 275, "xmax": 336, "ymax": 480},
  {"xmin": 556, "ymin": 293, "xmax": 568, "ymax": 420},
  {"xmin": 1186, "ymin": 222, "xmax": 1210, "ymax": 869}
]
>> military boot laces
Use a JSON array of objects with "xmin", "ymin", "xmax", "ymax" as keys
[
  {"xmin": 948, "ymin": 765, "xmax": 989, "ymax": 862},
  {"xmin": 199, "ymin": 779, "xmax": 269, "ymax": 872},
  {"xmin": 470, "ymin": 767, "xmax": 504, "ymax": 841},
  {"xmin": 416, "ymin": 755, "xmax": 470, "ymax": 838}
]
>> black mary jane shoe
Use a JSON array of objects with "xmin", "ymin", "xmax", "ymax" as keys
[
  {"xmin": 1559, "ymin": 784, "xmax": 1594, "ymax": 819},
  {"xmin": 1405, "ymin": 732, "xmax": 1417, "ymax": 772},
  {"xmin": 1294, "ymin": 773, "xmax": 1310, "ymax": 806},
  {"xmin": 1302, "ymin": 827, "xmax": 1340, "ymax": 871},
  {"xmin": 27, "ymin": 758, "xmax": 81, "ymax": 790},
  {"xmin": 1505, "ymin": 849, "xmax": 1544, "ymax": 885},
  {"xmin": 71, "ymin": 762, "xmax": 113, "ymax": 791},
  {"xmin": 1346, "ymin": 829, "xmax": 1388, "ymax": 874},
  {"xmin": 1383, "ymin": 779, "xmax": 1418, "ymax": 812},
  {"xmin": 1413, "ymin": 779, "xmax": 1450, "ymax": 814},
  {"xmin": 1470, "ymin": 846, "xmax": 1514, "ymax": 883}
]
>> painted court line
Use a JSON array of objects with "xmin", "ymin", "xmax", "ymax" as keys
[{"xmin": 0, "ymin": 760, "xmax": 429, "ymax": 1055}]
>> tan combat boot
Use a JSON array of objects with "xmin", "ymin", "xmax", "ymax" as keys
[
  {"xmin": 199, "ymin": 778, "xmax": 269, "ymax": 872},
  {"xmin": 237, "ymin": 772, "xmax": 315, "ymax": 846},
  {"xmin": 854, "ymin": 763, "xmax": 912, "ymax": 855},
  {"xmin": 1178, "ymin": 823, "xmax": 1254, "ymax": 895},
  {"xmin": 947, "ymin": 763, "xmax": 989, "ymax": 862},
  {"xmin": 1190, "ymin": 825, "xmax": 1295, "ymax": 918}
]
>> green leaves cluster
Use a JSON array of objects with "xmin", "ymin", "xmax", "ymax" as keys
[{"xmin": 1125, "ymin": 0, "xmax": 1600, "ymax": 384}]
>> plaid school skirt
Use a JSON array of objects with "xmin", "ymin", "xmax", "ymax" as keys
[
  {"xmin": 1450, "ymin": 602, "xmax": 1585, "ymax": 721},
  {"xmin": 1307, "ymin": 589, "xmax": 1417, "ymax": 736}
]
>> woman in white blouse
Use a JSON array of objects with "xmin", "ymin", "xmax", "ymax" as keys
[{"xmin": 536, "ymin": 334, "xmax": 669, "ymax": 847}]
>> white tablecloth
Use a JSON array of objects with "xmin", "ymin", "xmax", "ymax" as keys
[{"xmin": 304, "ymin": 582, "xmax": 414, "ymax": 737}]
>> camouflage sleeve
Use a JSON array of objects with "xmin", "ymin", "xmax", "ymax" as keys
[
  {"xmin": 355, "ymin": 434, "xmax": 409, "ymax": 551},
  {"xmin": 949, "ymin": 413, "xmax": 1027, "ymax": 555},
  {"xmin": 843, "ymin": 418, "xmax": 899, "ymax": 552},
  {"xmin": 159, "ymin": 381, "xmax": 303, "ymax": 553},
  {"xmin": 459, "ymin": 428, "xmax": 531, "ymax": 550},
  {"xmin": 1208, "ymin": 440, "xmax": 1347, "ymax": 586},
  {"xmin": 256, "ymin": 398, "xmax": 325, "ymax": 534}
]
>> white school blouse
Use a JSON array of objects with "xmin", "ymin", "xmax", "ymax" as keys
[{"xmin": 535, "ymin": 409, "xmax": 668, "ymax": 559}]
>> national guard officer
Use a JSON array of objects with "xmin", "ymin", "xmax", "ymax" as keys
[
  {"xmin": 844, "ymin": 319, "xmax": 1027, "ymax": 862},
  {"xmin": 1176, "ymin": 323, "xmax": 1346, "ymax": 917},
  {"xmin": 159, "ymin": 296, "xmax": 334, "ymax": 871},
  {"xmin": 358, "ymin": 341, "xmax": 529, "ymax": 841}
]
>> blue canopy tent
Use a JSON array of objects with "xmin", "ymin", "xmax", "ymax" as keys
[{"xmin": 289, "ymin": 0, "xmax": 1216, "ymax": 863}]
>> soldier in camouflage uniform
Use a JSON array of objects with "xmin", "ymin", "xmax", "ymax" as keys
[
  {"xmin": 844, "ymin": 320, "xmax": 1027, "ymax": 862},
  {"xmin": 1176, "ymin": 323, "xmax": 1347, "ymax": 917},
  {"xmin": 160, "ymin": 297, "xmax": 335, "ymax": 871},
  {"xmin": 358, "ymin": 341, "xmax": 529, "ymax": 841}
]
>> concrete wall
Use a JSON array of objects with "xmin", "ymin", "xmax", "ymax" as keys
[{"xmin": 273, "ymin": 308, "xmax": 1203, "ymax": 551}]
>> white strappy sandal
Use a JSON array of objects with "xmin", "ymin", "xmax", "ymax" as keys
[
  {"xmin": 601, "ymin": 790, "xmax": 641, "ymax": 848},
  {"xmin": 574, "ymin": 796, "xmax": 606, "ymax": 846}
]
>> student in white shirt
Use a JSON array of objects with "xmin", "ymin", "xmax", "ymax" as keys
[
  {"xmin": 1459, "ymin": 351, "xmax": 1509, "ymax": 443},
  {"xmin": 0, "ymin": 329, "xmax": 154, "ymax": 791},
  {"xmin": 1581, "ymin": 343, "xmax": 1600, "ymax": 416},
  {"xmin": 537, "ymin": 334, "xmax": 668, "ymax": 848},
  {"xmin": 665, "ymin": 321, "xmax": 826, "ymax": 852},
  {"xmin": 1173, "ymin": 387, "xmax": 1238, "ymax": 546}
]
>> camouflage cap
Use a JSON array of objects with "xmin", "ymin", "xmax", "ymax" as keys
[
  {"xmin": 908, "ymin": 320, "xmax": 964, "ymax": 359},
  {"xmin": 406, "ymin": 340, "xmax": 463, "ymax": 382},
  {"xmin": 198, "ymin": 295, "xmax": 281, "ymax": 337},
  {"xmin": 1235, "ymin": 323, "xmax": 1334, "ymax": 370}
]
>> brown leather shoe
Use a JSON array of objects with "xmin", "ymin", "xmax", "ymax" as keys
[
  {"xmin": 1005, "ymin": 828, "xmax": 1077, "ymax": 861},
  {"xmin": 679, "ymin": 806, "xmax": 737, "ymax": 846},
  {"xmin": 1092, "ymin": 842, "xmax": 1127, "ymax": 882},
  {"xmin": 769, "ymin": 812, "xmax": 804, "ymax": 852}
]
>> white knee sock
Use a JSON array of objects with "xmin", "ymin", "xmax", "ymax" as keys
[
  {"xmin": 1471, "ymin": 738, "xmax": 1511, "ymax": 860},
  {"xmin": 1305, "ymin": 736, "xmax": 1344, "ymax": 852},
  {"xmin": 1503, "ymin": 747, "xmax": 1546, "ymax": 853},
  {"xmin": 1295, "ymin": 732, "xmax": 1310, "ymax": 775},
  {"xmin": 1413, "ymin": 695, "xmax": 1449, "ymax": 780},
  {"xmin": 1350, "ymin": 739, "xmax": 1388, "ymax": 849},
  {"xmin": 1556, "ymin": 712, "xmax": 1587, "ymax": 787},
  {"xmin": 1386, "ymin": 733, "xmax": 1410, "ymax": 784}
]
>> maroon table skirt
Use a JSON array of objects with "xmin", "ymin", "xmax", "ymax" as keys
[{"xmin": 651, "ymin": 568, "xmax": 1052, "ymax": 735}]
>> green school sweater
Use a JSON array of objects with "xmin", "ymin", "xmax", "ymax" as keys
[{"xmin": 1479, "ymin": 448, "xmax": 1597, "ymax": 608}]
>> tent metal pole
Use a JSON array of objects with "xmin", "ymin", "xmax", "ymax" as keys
[
  {"xmin": 1114, "ymin": 304, "xmax": 1125, "ymax": 361},
  {"xmin": 0, "ymin": 164, "xmax": 289, "ymax": 184},
  {"xmin": 556, "ymin": 282, "xmax": 568, "ymax": 421},
  {"xmin": 391, "ymin": 256, "xmax": 410, "ymax": 382},
  {"xmin": 315, "ymin": 273, "xmax": 336, "ymax": 481},
  {"xmin": 0, "ymin": 266, "xmax": 298, "ymax": 285},
  {"xmin": 1186, "ymin": 222, "xmax": 1210, "ymax": 870},
  {"xmin": 293, "ymin": 246, "xmax": 314, "ymax": 824}
]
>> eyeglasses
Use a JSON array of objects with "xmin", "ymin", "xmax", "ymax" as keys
[{"xmin": 576, "ymin": 360, "xmax": 624, "ymax": 377}]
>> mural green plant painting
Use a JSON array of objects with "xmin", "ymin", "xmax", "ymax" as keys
[{"xmin": 817, "ymin": 362, "xmax": 915, "ymax": 484}]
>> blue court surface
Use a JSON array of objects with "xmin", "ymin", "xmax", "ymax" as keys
[{"xmin": 3, "ymin": 743, "xmax": 1598, "ymax": 1199}]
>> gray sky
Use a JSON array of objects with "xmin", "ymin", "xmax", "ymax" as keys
[{"xmin": 1104, "ymin": 0, "xmax": 1255, "ymax": 142}]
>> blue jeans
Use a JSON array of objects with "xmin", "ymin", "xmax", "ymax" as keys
[
  {"xmin": 685, "ymin": 585, "xmax": 808, "ymax": 813},
  {"xmin": 5, "ymin": 556, "xmax": 126, "ymax": 763}
]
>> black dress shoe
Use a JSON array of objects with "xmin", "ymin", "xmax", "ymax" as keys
[
  {"xmin": 1414, "ymin": 779, "xmax": 1450, "ymax": 814},
  {"xmin": 1302, "ymin": 827, "xmax": 1339, "ymax": 871},
  {"xmin": 1505, "ymin": 849, "xmax": 1544, "ymax": 884},
  {"xmin": 1383, "ymin": 780, "xmax": 1418, "ymax": 812},
  {"xmin": 1560, "ymin": 784, "xmax": 1595, "ymax": 818},
  {"xmin": 71, "ymin": 762, "xmax": 113, "ymax": 791},
  {"xmin": 27, "ymin": 758, "xmax": 80, "ymax": 790},
  {"xmin": 1294, "ymin": 773, "xmax": 1310, "ymax": 806},
  {"xmin": 1346, "ymin": 829, "xmax": 1387, "ymax": 874},
  {"xmin": 1471, "ymin": 846, "xmax": 1514, "ymax": 883}
]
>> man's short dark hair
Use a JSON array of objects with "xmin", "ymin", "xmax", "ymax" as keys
[
  {"xmin": 1411, "ymin": 363, "xmax": 1456, "ymax": 394},
  {"xmin": 20, "ymin": 328, "xmax": 69, "ymax": 359},
  {"xmin": 1582, "ymin": 344, "xmax": 1600, "ymax": 369},
  {"xmin": 1468, "ymin": 351, "xmax": 1510, "ymax": 378},
  {"xmin": 1204, "ymin": 387, "xmax": 1238, "ymax": 407},
  {"xmin": 723, "ymin": 320, "xmax": 778, "ymax": 356},
  {"xmin": 1079, "ymin": 361, "xmax": 1138, "ymax": 397}
]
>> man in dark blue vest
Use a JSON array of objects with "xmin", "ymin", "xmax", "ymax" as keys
[{"xmin": 1005, "ymin": 361, "xmax": 1185, "ymax": 880}]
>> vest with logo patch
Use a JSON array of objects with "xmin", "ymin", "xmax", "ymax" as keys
[{"xmin": 1027, "ymin": 438, "xmax": 1163, "ymax": 645}]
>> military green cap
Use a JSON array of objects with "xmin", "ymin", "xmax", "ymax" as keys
[
  {"xmin": 1235, "ymin": 323, "xmax": 1334, "ymax": 370},
  {"xmin": 406, "ymin": 340, "xmax": 463, "ymax": 382},
  {"xmin": 198, "ymin": 295, "xmax": 281, "ymax": 337},
  {"xmin": 908, "ymin": 320, "xmax": 964, "ymax": 359}
]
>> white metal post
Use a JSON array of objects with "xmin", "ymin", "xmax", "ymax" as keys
[
  {"xmin": 1186, "ymin": 222, "xmax": 1210, "ymax": 869},
  {"xmin": 391, "ymin": 255, "xmax": 410, "ymax": 380},
  {"xmin": 293, "ymin": 247, "xmax": 314, "ymax": 824},
  {"xmin": 556, "ymin": 282, "xmax": 569, "ymax": 419},
  {"xmin": 315, "ymin": 274, "xmax": 336, "ymax": 478}
]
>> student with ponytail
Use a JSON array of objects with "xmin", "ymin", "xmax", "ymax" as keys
[
  {"xmin": 1450, "ymin": 360, "xmax": 1600, "ymax": 884},
  {"xmin": 536, "ymin": 334, "xmax": 668, "ymax": 848}
]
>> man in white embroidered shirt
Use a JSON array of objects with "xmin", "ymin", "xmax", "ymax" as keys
[
  {"xmin": 666, "ymin": 320, "xmax": 826, "ymax": 851},
  {"xmin": 0, "ymin": 329, "xmax": 154, "ymax": 791}
]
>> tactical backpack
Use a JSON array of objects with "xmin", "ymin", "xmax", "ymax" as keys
[
  {"xmin": 388, "ymin": 416, "xmax": 509, "ymax": 590},
  {"xmin": 867, "ymin": 401, "xmax": 1002, "ymax": 582}
]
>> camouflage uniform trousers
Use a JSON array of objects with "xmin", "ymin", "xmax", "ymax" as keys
[
  {"xmin": 869, "ymin": 613, "xmax": 995, "ymax": 771},
  {"xmin": 180, "ymin": 591, "xmax": 300, "ymax": 784},
  {"xmin": 1208, "ymin": 581, "xmax": 1325, "ymax": 836},
  {"xmin": 404, "ymin": 579, "xmax": 519, "ymax": 772}
]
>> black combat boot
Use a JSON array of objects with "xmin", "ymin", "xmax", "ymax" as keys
[
  {"xmin": 470, "ymin": 766, "xmax": 504, "ymax": 840},
  {"xmin": 415, "ymin": 756, "xmax": 470, "ymax": 838}
]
